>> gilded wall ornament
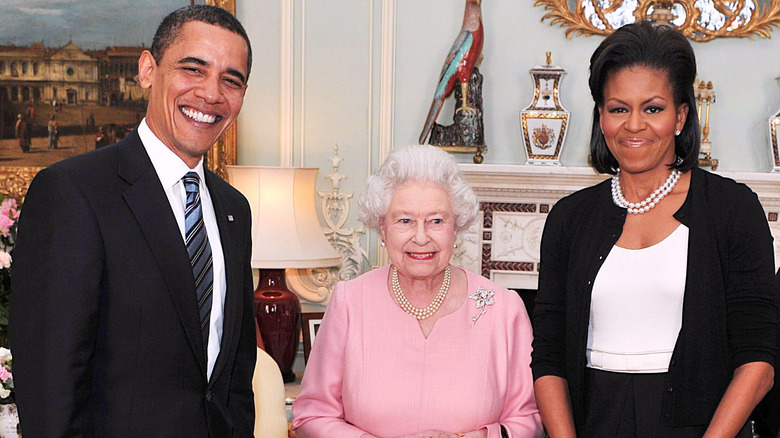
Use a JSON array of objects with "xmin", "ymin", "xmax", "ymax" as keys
[{"xmin": 534, "ymin": 0, "xmax": 780, "ymax": 41}]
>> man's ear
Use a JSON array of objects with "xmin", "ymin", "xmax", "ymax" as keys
[{"xmin": 137, "ymin": 50, "xmax": 156, "ymax": 90}]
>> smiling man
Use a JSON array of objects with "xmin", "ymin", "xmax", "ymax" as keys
[{"xmin": 10, "ymin": 6, "xmax": 256, "ymax": 437}]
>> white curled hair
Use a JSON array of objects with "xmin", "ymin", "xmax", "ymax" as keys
[{"xmin": 357, "ymin": 145, "xmax": 478, "ymax": 233}]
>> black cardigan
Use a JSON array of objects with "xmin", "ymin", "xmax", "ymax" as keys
[{"xmin": 531, "ymin": 167, "xmax": 778, "ymax": 429}]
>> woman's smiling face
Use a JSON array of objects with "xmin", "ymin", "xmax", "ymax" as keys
[
  {"xmin": 599, "ymin": 65, "xmax": 688, "ymax": 176},
  {"xmin": 380, "ymin": 182, "xmax": 457, "ymax": 282}
]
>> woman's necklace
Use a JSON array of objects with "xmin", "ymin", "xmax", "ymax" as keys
[
  {"xmin": 611, "ymin": 169, "xmax": 682, "ymax": 214},
  {"xmin": 391, "ymin": 265, "xmax": 451, "ymax": 320}
]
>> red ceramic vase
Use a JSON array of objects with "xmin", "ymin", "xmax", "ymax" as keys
[{"xmin": 255, "ymin": 269, "xmax": 300, "ymax": 383}]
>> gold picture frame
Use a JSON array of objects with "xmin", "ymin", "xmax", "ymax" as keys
[
  {"xmin": 535, "ymin": 0, "xmax": 780, "ymax": 41},
  {"xmin": 0, "ymin": 0, "xmax": 237, "ymax": 200}
]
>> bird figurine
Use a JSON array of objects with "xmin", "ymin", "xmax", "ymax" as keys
[{"xmin": 419, "ymin": 0, "xmax": 484, "ymax": 145}]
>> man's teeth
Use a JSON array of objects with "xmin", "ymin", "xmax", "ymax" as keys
[{"xmin": 181, "ymin": 107, "xmax": 217, "ymax": 124}]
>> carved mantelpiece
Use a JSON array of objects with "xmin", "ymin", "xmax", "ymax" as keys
[{"xmin": 453, "ymin": 164, "xmax": 780, "ymax": 290}]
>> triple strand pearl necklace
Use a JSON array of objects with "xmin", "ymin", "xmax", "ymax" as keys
[
  {"xmin": 391, "ymin": 265, "xmax": 451, "ymax": 320},
  {"xmin": 611, "ymin": 169, "xmax": 682, "ymax": 214}
]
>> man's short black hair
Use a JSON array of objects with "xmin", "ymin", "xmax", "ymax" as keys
[{"xmin": 151, "ymin": 5, "xmax": 252, "ymax": 81}]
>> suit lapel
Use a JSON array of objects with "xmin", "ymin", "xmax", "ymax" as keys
[
  {"xmin": 205, "ymin": 171, "xmax": 243, "ymax": 383},
  {"xmin": 117, "ymin": 133, "xmax": 208, "ymax": 377}
]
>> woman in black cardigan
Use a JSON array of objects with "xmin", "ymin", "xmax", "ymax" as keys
[
  {"xmin": 531, "ymin": 22, "xmax": 777, "ymax": 437},
  {"xmin": 752, "ymin": 269, "xmax": 780, "ymax": 438}
]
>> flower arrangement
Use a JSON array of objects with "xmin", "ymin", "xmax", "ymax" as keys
[
  {"xmin": 0, "ymin": 348, "xmax": 12, "ymax": 404},
  {"xmin": 0, "ymin": 195, "xmax": 20, "ymax": 350}
]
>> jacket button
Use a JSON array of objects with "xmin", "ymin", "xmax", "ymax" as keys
[
  {"xmin": 664, "ymin": 413, "xmax": 671, "ymax": 419},
  {"xmin": 667, "ymin": 387, "xmax": 674, "ymax": 392},
  {"xmin": 670, "ymin": 359, "xmax": 677, "ymax": 366},
  {"xmin": 206, "ymin": 391, "xmax": 213, "ymax": 402},
  {"xmin": 587, "ymin": 280, "xmax": 592, "ymax": 286}
]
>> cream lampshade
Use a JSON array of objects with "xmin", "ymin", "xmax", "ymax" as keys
[{"xmin": 226, "ymin": 166, "xmax": 340, "ymax": 382}]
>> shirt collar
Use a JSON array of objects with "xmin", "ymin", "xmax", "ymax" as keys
[{"xmin": 137, "ymin": 118, "xmax": 204, "ymax": 189}]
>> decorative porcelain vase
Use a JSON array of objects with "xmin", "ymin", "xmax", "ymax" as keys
[
  {"xmin": 0, "ymin": 404, "xmax": 20, "ymax": 438},
  {"xmin": 520, "ymin": 52, "xmax": 570, "ymax": 165},
  {"xmin": 769, "ymin": 77, "xmax": 780, "ymax": 173},
  {"xmin": 255, "ymin": 269, "xmax": 300, "ymax": 383}
]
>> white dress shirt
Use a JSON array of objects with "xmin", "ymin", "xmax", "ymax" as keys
[{"xmin": 138, "ymin": 119, "xmax": 226, "ymax": 380}]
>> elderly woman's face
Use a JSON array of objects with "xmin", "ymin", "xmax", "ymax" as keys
[
  {"xmin": 380, "ymin": 182, "xmax": 456, "ymax": 281},
  {"xmin": 598, "ymin": 66, "xmax": 688, "ymax": 176}
]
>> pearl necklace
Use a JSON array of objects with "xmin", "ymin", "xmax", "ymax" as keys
[
  {"xmin": 611, "ymin": 169, "xmax": 682, "ymax": 214},
  {"xmin": 391, "ymin": 265, "xmax": 451, "ymax": 320}
]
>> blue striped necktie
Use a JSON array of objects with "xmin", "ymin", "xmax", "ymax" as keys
[{"xmin": 182, "ymin": 172, "xmax": 213, "ymax": 352}]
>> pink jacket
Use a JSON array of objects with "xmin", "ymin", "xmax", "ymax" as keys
[{"xmin": 292, "ymin": 265, "xmax": 542, "ymax": 437}]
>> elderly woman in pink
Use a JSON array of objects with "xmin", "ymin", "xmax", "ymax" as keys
[{"xmin": 292, "ymin": 145, "xmax": 542, "ymax": 438}]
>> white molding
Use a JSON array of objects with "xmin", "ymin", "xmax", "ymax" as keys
[
  {"xmin": 299, "ymin": 0, "xmax": 307, "ymax": 166},
  {"xmin": 279, "ymin": 0, "xmax": 294, "ymax": 166},
  {"xmin": 288, "ymin": 146, "xmax": 370, "ymax": 306},
  {"xmin": 377, "ymin": 0, "xmax": 396, "ymax": 268},
  {"xmin": 378, "ymin": 0, "xmax": 396, "ymax": 163},
  {"xmin": 367, "ymin": 0, "xmax": 375, "ymax": 260}
]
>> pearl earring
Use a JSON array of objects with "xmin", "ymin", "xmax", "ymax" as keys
[
  {"xmin": 675, "ymin": 129, "xmax": 681, "ymax": 136},
  {"xmin": 453, "ymin": 243, "xmax": 458, "ymax": 248},
  {"xmin": 380, "ymin": 241, "xmax": 385, "ymax": 247}
]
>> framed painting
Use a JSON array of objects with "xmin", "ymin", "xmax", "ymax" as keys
[
  {"xmin": 0, "ymin": 0, "xmax": 237, "ymax": 200},
  {"xmin": 301, "ymin": 311, "xmax": 325, "ymax": 364}
]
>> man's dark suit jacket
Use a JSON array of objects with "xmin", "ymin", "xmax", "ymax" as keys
[{"xmin": 9, "ymin": 130, "xmax": 256, "ymax": 437}]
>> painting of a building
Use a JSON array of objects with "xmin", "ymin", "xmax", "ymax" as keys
[
  {"xmin": 0, "ymin": 41, "xmax": 98, "ymax": 105},
  {"xmin": 0, "ymin": 41, "xmax": 148, "ymax": 108},
  {"xmin": 89, "ymin": 45, "xmax": 147, "ymax": 107}
]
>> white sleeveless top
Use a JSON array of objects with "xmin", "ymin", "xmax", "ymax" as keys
[{"xmin": 586, "ymin": 224, "xmax": 689, "ymax": 373}]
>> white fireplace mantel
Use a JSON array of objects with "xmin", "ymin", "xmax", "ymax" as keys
[{"xmin": 452, "ymin": 164, "xmax": 780, "ymax": 291}]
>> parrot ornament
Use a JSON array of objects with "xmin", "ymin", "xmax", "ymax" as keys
[{"xmin": 419, "ymin": 0, "xmax": 484, "ymax": 145}]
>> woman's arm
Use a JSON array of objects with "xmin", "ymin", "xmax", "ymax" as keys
[
  {"xmin": 291, "ymin": 284, "xmax": 368, "ymax": 438},
  {"xmin": 534, "ymin": 376, "xmax": 577, "ymax": 438},
  {"xmin": 703, "ymin": 185, "xmax": 778, "ymax": 437},
  {"xmin": 490, "ymin": 297, "xmax": 544, "ymax": 437},
  {"xmin": 703, "ymin": 362, "xmax": 774, "ymax": 438},
  {"xmin": 532, "ymin": 200, "xmax": 579, "ymax": 437}
]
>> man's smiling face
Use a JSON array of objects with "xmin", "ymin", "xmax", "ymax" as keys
[{"xmin": 138, "ymin": 20, "xmax": 248, "ymax": 168}]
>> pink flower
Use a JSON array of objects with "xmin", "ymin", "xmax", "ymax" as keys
[
  {"xmin": 0, "ymin": 198, "xmax": 16, "ymax": 212},
  {"xmin": 0, "ymin": 366, "xmax": 11, "ymax": 382},
  {"xmin": 0, "ymin": 198, "xmax": 18, "ymax": 225},
  {"xmin": 0, "ymin": 251, "xmax": 10, "ymax": 269},
  {"xmin": 0, "ymin": 215, "xmax": 12, "ymax": 238}
]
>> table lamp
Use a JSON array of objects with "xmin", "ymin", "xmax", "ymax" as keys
[{"xmin": 226, "ymin": 166, "xmax": 340, "ymax": 382}]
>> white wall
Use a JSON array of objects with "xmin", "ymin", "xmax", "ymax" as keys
[{"xmin": 237, "ymin": 0, "xmax": 780, "ymax": 265}]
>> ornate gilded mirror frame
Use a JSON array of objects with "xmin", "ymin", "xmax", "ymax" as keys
[
  {"xmin": 0, "ymin": 0, "xmax": 237, "ymax": 200},
  {"xmin": 535, "ymin": 0, "xmax": 780, "ymax": 41}
]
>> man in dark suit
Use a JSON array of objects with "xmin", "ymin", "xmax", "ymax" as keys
[{"xmin": 10, "ymin": 6, "xmax": 256, "ymax": 437}]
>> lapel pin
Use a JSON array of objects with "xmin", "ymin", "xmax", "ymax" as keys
[{"xmin": 227, "ymin": 215, "xmax": 234, "ymax": 222}]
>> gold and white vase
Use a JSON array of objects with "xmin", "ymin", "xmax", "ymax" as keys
[
  {"xmin": 0, "ymin": 404, "xmax": 20, "ymax": 438},
  {"xmin": 770, "ymin": 77, "xmax": 780, "ymax": 173},
  {"xmin": 520, "ymin": 52, "xmax": 570, "ymax": 165}
]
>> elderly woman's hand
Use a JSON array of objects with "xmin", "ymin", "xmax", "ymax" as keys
[
  {"xmin": 362, "ymin": 430, "xmax": 488, "ymax": 438},
  {"xmin": 403, "ymin": 429, "xmax": 488, "ymax": 438}
]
